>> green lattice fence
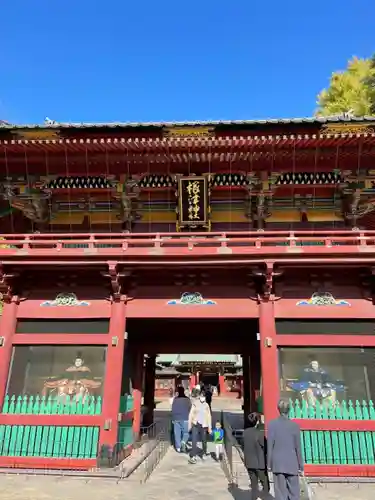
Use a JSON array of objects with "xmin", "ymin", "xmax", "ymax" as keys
[
  {"xmin": 0, "ymin": 425, "xmax": 99, "ymax": 458},
  {"xmin": 120, "ymin": 395, "xmax": 134, "ymax": 413},
  {"xmin": 118, "ymin": 395, "xmax": 134, "ymax": 446},
  {"xmin": 289, "ymin": 399, "xmax": 375, "ymax": 420},
  {"xmin": 2, "ymin": 395, "xmax": 102, "ymax": 415},
  {"xmin": 288, "ymin": 400, "xmax": 375, "ymax": 465},
  {"xmin": 301, "ymin": 430, "xmax": 375, "ymax": 465},
  {"xmin": 63, "ymin": 243, "xmax": 118, "ymax": 249}
]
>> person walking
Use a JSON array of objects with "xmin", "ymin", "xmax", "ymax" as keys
[
  {"xmin": 243, "ymin": 412, "xmax": 269, "ymax": 500},
  {"xmin": 188, "ymin": 391, "xmax": 212, "ymax": 464},
  {"xmin": 267, "ymin": 400, "xmax": 304, "ymax": 500},
  {"xmin": 171, "ymin": 386, "xmax": 191, "ymax": 452}
]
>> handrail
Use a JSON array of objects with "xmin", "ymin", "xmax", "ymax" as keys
[
  {"xmin": 1, "ymin": 230, "xmax": 375, "ymax": 239},
  {"xmin": 0, "ymin": 230, "xmax": 375, "ymax": 261}
]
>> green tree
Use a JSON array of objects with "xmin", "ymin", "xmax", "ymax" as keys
[
  {"xmin": 316, "ymin": 57, "xmax": 375, "ymax": 117},
  {"xmin": 366, "ymin": 55, "xmax": 375, "ymax": 114}
]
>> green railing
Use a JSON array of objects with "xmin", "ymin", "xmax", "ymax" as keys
[
  {"xmin": 63, "ymin": 243, "xmax": 118, "ymax": 249},
  {"xmin": 302, "ymin": 430, "xmax": 375, "ymax": 465},
  {"xmin": 0, "ymin": 425, "xmax": 99, "ymax": 458},
  {"xmin": 289, "ymin": 399, "xmax": 375, "ymax": 420},
  {"xmin": 118, "ymin": 421, "xmax": 134, "ymax": 447},
  {"xmin": 120, "ymin": 395, "xmax": 134, "ymax": 413},
  {"xmin": 2, "ymin": 395, "xmax": 102, "ymax": 415},
  {"xmin": 118, "ymin": 395, "xmax": 134, "ymax": 446},
  {"xmin": 288, "ymin": 400, "xmax": 375, "ymax": 465}
]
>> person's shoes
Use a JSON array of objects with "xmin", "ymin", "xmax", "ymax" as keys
[
  {"xmin": 180, "ymin": 441, "xmax": 186, "ymax": 452},
  {"xmin": 188, "ymin": 457, "xmax": 197, "ymax": 464},
  {"xmin": 176, "ymin": 448, "xmax": 181, "ymax": 453},
  {"xmin": 201, "ymin": 454, "xmax": 206, "ymax": 461}
]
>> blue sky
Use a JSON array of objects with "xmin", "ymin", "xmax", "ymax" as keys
[{"xmin": 1, "ymin": 1, "xmax": 374, "ymax": 124}]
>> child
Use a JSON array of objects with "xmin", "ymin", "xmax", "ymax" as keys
[{"xmin": 212, "ymin": 421, "xmax": 224, "ymax": 460}]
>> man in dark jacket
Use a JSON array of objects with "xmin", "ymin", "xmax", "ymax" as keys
[
  {"xmin": 267, "ymin": 400, "xmax": 304, "ymax": 500},
  {"xmin": 243, "ymin": 412, "xmax": 269, "ymax": 499}
]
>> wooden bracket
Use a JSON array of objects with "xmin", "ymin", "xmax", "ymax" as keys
[
  {"xmin": 102, "ymin": 262, "xmax": 130, "ymax": 302},
  {"xmin": 250, "ymin": 262, "xmax": 282, "ymax": 302},
  {"xmin": 0, "ymin": 266, "xmax": 17, "ymax": 303}
]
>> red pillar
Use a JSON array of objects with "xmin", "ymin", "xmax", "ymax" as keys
[
  {"xmin": 242, "ymin": 354, "xmax": 251, "ymax": 427},
  {"xmin": 0, "ymin": 299, "xmax": 18, "ymax": 407},
  {"xmin": 132, "ymin": 351, "xmax": 143, "ymax": 439},
  {"xmin": 219, "ymin": 374, "xmax": 227, "ymax": 396},
  {"xmin": 189, "ymin": 373, "xmax": 196, "ymax": 390},
  {"xmin": 100, "ymin": 300, "xmax": 126, "ymax": 448},
  {"xmin": 259, "ymin": 301, "xmax": 279, "ymax": 424},
  {"xmin": 250, "ymin": 352, "xmax": 261, "ymax": 411}
]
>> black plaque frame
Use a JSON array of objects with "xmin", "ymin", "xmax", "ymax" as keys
[{"xmin": 178, "ymin": 176, "xmax": 208, "ymax": 228}]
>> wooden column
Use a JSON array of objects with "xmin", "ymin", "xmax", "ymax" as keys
[
  {"xmin": 242, "ymin": 354, "xmax": 251, "ymax": 427},
  {"xmin": 142, "ymin": 355, "xmax": 156, "ymax": 427},
  {"xmin": 218, "ymin": 374, "xmax": 227, "ymax": 396},
  {"xmin": 259, "ymin": 300, "xmax": 279, "ymax": 424},
  {"xmin": 132, "ymin": 351, "xmax": 143, "ymax": 439},
  {"xmin": 189, "ymin": 373, "xmax": 197, "ymax": 390},
  {"xmin": 0, "ymin": 299, "xmax": 18, "ymax": 407},
  {"xmin": 250, "ymin": 350, "xmax": 261, "ymax": 412},
  {"xmin": 100, "ymin": 300, "xmax": 126, "ymax": 448}
]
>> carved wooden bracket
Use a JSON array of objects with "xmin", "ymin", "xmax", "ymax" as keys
[
  {"xmin": 0, "ymin": 266, "xmax": 18, "ymax": 303},
  {"xmin": 102, "ymin": 262, "xmax": 131, "ymax": 302},
  {"xmin": 250, "ymin": 262, "xmax": 282, "ymax": 302}
]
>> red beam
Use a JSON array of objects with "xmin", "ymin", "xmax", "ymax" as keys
[
  {"xmin": 305, "ymin": 464, "xmax": 375, "ymax": 477},
  {"xmin": 13, "ymin": 334, "xmax": 110, "ymax": 345},
  {"xmin": 3, "ymin": 258, "xmax": 375, "ymax": 268},
  {"xmin": 277, "ymin": 335, "xmax": 375, "ymax": 347},
  {"xmin": 0, "ymin": 414, "xmax": 103, "ymax": 426},
  {"xmin": 295, "ymin": 419, "xmax": 375, "ymax": 431},
  {"xmin": 5, "ymin": 230, "xmax": 375, "ymax": 238},
  {"xmin": 0, "ymin": 457, "xmax": 96, "ymax": 470}
]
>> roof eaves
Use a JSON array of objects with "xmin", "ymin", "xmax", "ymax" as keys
[{"xmin": 2, "ymin": 115, "xmax": 375, "ymax": 130}]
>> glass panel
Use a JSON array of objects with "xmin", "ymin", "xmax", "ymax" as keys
[
  {"xmin": 279, "ymin": 347, "xmax": 375, "ymax": 408},
  {"xmin": 16, "ymin": 319, "xmax": 110, "ymax": 334},
  {"xmin": 7, "ymin": 345, "xmax": 106, "ymax": 398},
  {"xmin": 276, "ymin": 320, "xmax": 375, "ymax": 335}
]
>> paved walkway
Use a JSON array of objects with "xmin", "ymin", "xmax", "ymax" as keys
[
  {"xmin": 0, "ymin": 398, "xmax": 373, "ymax": 499},
  {"xmin": 144, "ymin": 444, "xmax": 233, "ymax": 500},
  {"xmin": 0, "ymin": 454, "xmax": 374, "ymax": 500}
]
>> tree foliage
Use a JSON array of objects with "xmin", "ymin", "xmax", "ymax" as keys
[
  {"xmin": 366, "ymin": 55, "xmax": 375, "ymax": 114},
  {"xmin": 316, "ymin": 57, "xmax": 375, "ymax": 117}
]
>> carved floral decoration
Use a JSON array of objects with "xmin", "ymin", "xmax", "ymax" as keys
[
  {"xmin": 40, "ymin": 293, "xmax": 90, "ymax": 307},
  {"xmin": 167, "ymin": 292, "xmax": 216, "ymax": 306},
  {"xmin": 296, "ymin": 292, "xmax": 350, "ymax": 307}
]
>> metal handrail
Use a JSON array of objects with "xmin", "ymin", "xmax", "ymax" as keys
[
  {"xmin": 139, "ymin": 420, "xmax": 171, "ymax": 483},
  {"xmin": 222, "ymin": 412, "xmax": 254, "ymax": 489}
]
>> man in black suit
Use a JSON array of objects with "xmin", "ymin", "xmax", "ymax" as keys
[
  {"xmin": 267, "ymin": 400, "xmax": 304, "ymax": 500},
  {"xmin": 243, "ymin": 412, "xmax": 270, "ymax": 499}
]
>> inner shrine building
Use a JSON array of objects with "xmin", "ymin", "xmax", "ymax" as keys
[{"xmin": 1, "ymin": 116, "xmax": 375, "ymax": 476}]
